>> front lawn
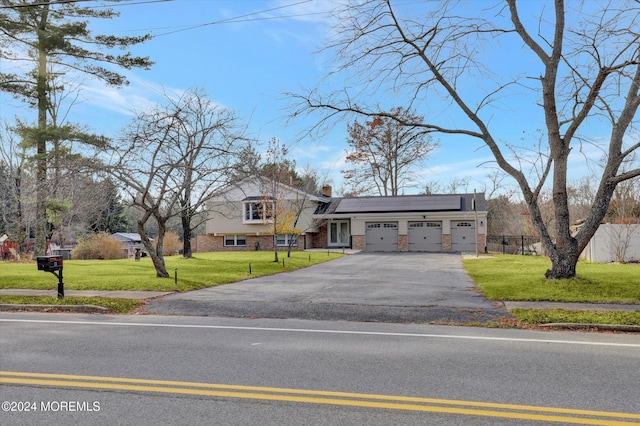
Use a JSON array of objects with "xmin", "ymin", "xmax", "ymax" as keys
[
  {"xmin": 464, "ymin": 255, "xmax": 640, "ymax": 326},
  {"xmin": 463, "ymin": 255, "xmax": 640, "ymax": 303},
  {"xmin": 0, "ymin": 251, "xmax": 343, "ymax": 292}
]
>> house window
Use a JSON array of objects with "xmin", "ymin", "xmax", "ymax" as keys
[
  {"xmin": 243, "ymin": 201, "xmax": 273, "ymax": 223},
  {"xmin": 224, "ymin": 235, "xmax": 247, "ymax": 246},
  {"xmin": 276, "ymin": 234, "xmax": 298, "ymax": 247}
]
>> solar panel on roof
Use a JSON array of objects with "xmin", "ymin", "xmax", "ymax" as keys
[{"xmin": 334, "ymin": 195, "xmax": 461, "ymax": 213}]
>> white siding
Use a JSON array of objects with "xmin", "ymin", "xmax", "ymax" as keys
[
  {"xmin": 206, "ymin": 178, "xmax": 323, "ymax": 236},
  {"xmin": 581, "ymin": 224, "xmax": 640, "ymax": 263}
]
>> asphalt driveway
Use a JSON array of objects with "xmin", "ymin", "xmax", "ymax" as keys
[{"xmin": 146, "ymin": 253, "xmax": 510, "ymax": 324}]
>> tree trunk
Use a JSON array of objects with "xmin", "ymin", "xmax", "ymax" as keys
[
  {"xmin": 34, "ymin": 11, "xmax": 49, "ymax": 257},
  {"xmin": 146, "ymin": 247, "xmax": 169, "ymax": 278},
  {"xmin": 181, "ymin": 213, "xmax": 192, "ymax": 259},
  {"xmin": 545, "ymin": 246, "xmax": 579, "ymax": 279},
  {"xmin": 14, "ymin": 167, "xmax": 26, "ymax": 255},
  {"xmin": 137, "ymin": 220, "xmax": 168, "ymax": 278}
]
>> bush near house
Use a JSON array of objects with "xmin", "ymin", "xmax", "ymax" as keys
[
  {"xmin": 156, "ymin": 230, "xmax": 182, "ymax": 256},
  {"xmin": 71, "ymin": 232, "xmax": 125, "ymax": 260}
]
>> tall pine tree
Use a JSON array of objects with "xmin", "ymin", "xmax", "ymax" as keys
[{"xmin": 0, "ymin": 0, "xmax": 153, "ymax": 255}]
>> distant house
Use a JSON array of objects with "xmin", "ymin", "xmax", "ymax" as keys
[
  {"xmin": 0, "ymin": 234, "xmax": 8, "ymax": 260},
  {"xmin": 199, "ymin": 176, "xmax": 488, "ymax": 253},
  {"xmin": 112, "ymin": 233, "xmax": 148, "ymax": 257},
  {"xmin": 47, "ymin": 242, "xmax": 73, "ymax": 260}
]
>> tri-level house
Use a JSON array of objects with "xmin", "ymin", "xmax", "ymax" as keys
[{"xmin": 199, "ymin": 176, "xmax": 487, "ymax": 253}]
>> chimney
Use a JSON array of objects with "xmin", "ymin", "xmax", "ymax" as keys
[{"xmin": 321, "ymin": 185, "xmax": 332, "ymax": 197}]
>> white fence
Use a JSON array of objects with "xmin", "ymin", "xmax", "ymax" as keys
[{"xmin": 580, "ymin": 223, "xmax": 640, "ymax": 263}]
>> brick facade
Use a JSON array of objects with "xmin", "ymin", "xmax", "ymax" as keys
[
  {"xmin": 195, "ymin": 229, "xmax": 485, "ymax": 253},
  {"xmin": 306, "ymin": 226, "xmax": 328, "ymax": 249},
  {"xmin": 442, "ymin": 234, "xmax": 452, "ymax": 251},
  {"xmin": 352, "ymin": 235, "xmax": 365, "ymax": 251},
  {"xmin": 398, "ymin": 234, "xmax": 408, "ymax": 252},
  {"xmin": 194, "ymin": 234, "xmax": 309, "ymax": 253},
  {"xmin": 477, "ymin": 233, "xmax": 486, "ymax": 253}
]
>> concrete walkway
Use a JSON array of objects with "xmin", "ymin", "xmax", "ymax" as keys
[{"xmin": 0, "ymin": 289, "xmax": 171, "ymax": 300}]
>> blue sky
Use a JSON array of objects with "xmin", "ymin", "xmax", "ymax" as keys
[{"xmin": 2, "ymin": 0, "xmax": 622, "ymax": 196}]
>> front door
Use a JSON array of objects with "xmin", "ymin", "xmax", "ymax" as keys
[{"xmin": 329, "ymin": 221, "xmax": 349, "ymax": 246}]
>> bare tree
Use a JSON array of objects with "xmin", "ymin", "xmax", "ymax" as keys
[
  {"xmin": 106, "ymin": 89, "xmax": 245, "ymax": 276},
  {"xmin": 0, "ymin": 122, "xmax": 30, "ymax": 252},
  {"xmin": 107, "ymin": 122, "xmax": 179, "ymax": 278},
  {"xmin": 343, "ymin": 107, "xmax": 437, "ymax": 195},
  {"xmin": 260, "ymin": 138, "xmax": 291, "ymax": 263},
  {"xmin": 421, "ymin": 177, "xmax": 471, "ymax": 196},
  {"xmin": 289, "ymin": 0, "xmax": 640, "ymax": 279},
  {"xmin": 162, "ymin": 89, "xmax": 247, "ymax": 258}
]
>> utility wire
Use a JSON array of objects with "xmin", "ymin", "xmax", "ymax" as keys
[
  {"xmin": 152, "ymin": 0, "xmax": 316, "ymax": 38},
  {"xmin": 2, "ymin": 0, "xmax": 328, "ymax": 38}
]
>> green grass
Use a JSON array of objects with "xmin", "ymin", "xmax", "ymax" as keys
[
  {"xmin": 463, "ymin": 255, "xmax": 640, "ymax": 303},
  {"xmin": 0, "ymin": 296, "xmax": 141, "ymax": 314},
  {"xmin": 0, "ymin": 251, "xmax": 343, "ymax": 292},
  {"xmin": 511, "ymin": 308, "xmax": 640, "ymax": 326}
]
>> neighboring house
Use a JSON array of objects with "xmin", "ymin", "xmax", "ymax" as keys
[
  {"xmin": 0, "ymin": 234, "xmax": 8, "ymax": 260},
  {"xmin": 576, "ymin": 223, "xmax": 640, "ymax": 263},
  {"xmin": 201, "ymin": 176, "xmax": 488, "ymax": 253},
  {"xmin": 47, "ymin": 242, "xmax": 73, "ymax": 260},
  {"xmin": 112, "ymin": 233, "xmax": 148, "ymax": 257}
]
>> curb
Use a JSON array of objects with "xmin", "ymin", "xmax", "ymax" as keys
[{"xmin": 0, "ymin": 304, "xmax": 109, "ymax": 314}]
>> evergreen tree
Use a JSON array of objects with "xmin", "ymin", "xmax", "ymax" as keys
[
  {"xmin": 89, "ymin": 179, "xmax": 129, "ymax": 234},
  {"xmin": 0, "ymin": 0, "xmax": 153, "ymax": 255}
]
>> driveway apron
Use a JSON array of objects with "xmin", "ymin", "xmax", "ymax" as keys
[{"xmin": 147, "ymin": 253, "xmax": 507, "ymax": 323}]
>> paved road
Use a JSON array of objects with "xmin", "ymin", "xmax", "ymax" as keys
[
  {"xmin": 146, "ymin": 253, "xmax": 510, "ymax": 324},
  {"xmin": 2, "ymin": 313, "xmax": 639, "ymax": 425}
]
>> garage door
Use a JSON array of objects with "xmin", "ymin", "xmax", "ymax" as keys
[
  {"xmin": 366, "ymin": 222, "xmax": 398, "ymax": 252},
  {"xmin": 408, "ymin": 221, "xmax": 442, "ymax": 251},
  {"xmin": 451, "ymin": 221, "xmax": 476, "ymax": 252}
]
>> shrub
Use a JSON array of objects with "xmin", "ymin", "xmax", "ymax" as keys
[
  {"xmin": 72, "ymin": 232, "xmax": 125, "ymax": 260},
  {"xmin": 160, "ymin": 230, "xmax": 182, "ymax": 256}
]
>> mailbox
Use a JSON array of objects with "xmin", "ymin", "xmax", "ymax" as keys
[
  {"xmin": 36, "ymin": 255, "xmax": 65, "ymax": 299},
  {"xmin": 37, "ymin": 255, "xmax": 63, "ymax": 272}
]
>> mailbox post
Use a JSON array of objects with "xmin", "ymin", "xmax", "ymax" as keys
[{"xmin": 36, "ymin": 255, "xmax": 64, "ymax": 299}]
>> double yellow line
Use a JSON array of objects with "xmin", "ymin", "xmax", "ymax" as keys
[{"xmin": 2, "ymin": 371, "xmax": 639, "ymax": 424}]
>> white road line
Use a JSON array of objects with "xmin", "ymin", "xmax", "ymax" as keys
[
  {"xmin": 1, "ymin": 318, "xmax": 639, "ymax": 347},
  {"xmin": 0, "ymin": 318, "xmax": 640, "ymax": 348}
]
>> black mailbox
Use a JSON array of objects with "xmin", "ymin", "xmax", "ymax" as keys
[
  {"xmin": 36, "ymin": 255, "xmax": 65, "ymax": 298},
  {"xmin": 37, "ymin": 255, "xmax": 63, "ymax": 272}
]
